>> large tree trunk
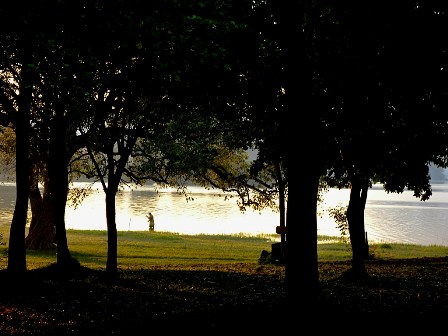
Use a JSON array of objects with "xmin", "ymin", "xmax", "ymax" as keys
[
  {"xmin": 286, "ymin": 169, "xmax": 320, "ymax": 300},
  {"xmin": 105, "ymin": 188, "xmax": 118, "ymax": 276},
  {"xmin": 27, "ymin": 175, "xmax": 43, "ymax": 233},
  {"xmin": 25, "ymin": 178, "xmax": 55, "ymax": 250},
  {"xmin": 8, "ymin": 42, "xmax": 32, "ymax": 273},
  {"xmin": 48, "ymin": 111, "xmax": 73, "ymax": 269},
  {"xmin": 273, "ymin": 0, "xmax": 322, "ymax": 305},
  {"xmin": 347, "ymin": 180, "xmax": 369, "ymax": 278},
  {"xmin": 360, "ymin": 185, "xmax": 369, "ymax": 258}
]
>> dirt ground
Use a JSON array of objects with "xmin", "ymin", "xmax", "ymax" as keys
[{"xmin": 0, "ymin": 258, "xmax": 447, "ymax": 334}]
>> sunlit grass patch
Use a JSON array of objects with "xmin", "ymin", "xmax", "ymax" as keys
[{"xmin": 1, "ymin": 230, "xmax": 448, "ymax": 271}]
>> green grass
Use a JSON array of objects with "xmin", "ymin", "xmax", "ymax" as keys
[
  {"xmin": 318, "ymin": 241, "xmax": 448, "ymax": 261},
  {"xmin": 1, "ymin": 229, "xmax": 448, "ymax": 270}
]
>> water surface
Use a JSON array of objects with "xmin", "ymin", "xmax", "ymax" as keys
[{"xmin": 1, "ymin": 182, "xmax": 448, "ymax": 246}]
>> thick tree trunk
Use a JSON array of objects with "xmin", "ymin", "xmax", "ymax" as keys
[
  {"xmin": 48, "ymin": 111, "xmax": 73, "ymax": 269},
  {"xmin": 286, "ymin": 169, "xmax": 320, "ymax": 301},
  {"xmin": 8, "ymin": 43, "xmax": 32, "ymax": 273},
  {"xmin": 26, "ymin": 177, "xmax": 55, "ymax": 250},
  {"xmin": 27, "ymin": 176, "xmax": 43, "ymax": 233},
  {"xmin": 105, "ymin": 189, "xmax": 118, "ymax": 276},
  {"xmin": 347, "ymin": 181, "xmax": 369, "ymax": 278},
  {"xmin": 360, "ymin": 185, "xmax": 369, "ymax": 258},
  {"xmin": 273, "ymin": 0, "xmax": 322, "ymax": 305}
]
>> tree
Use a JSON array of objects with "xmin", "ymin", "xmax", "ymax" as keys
[
  {"xmin": 1, "ymin": 3, "xmax": 89, "ymax": 269},
  {"xmin": 318, "ymin": 2, "xmax": 448, "ymax": 278},
  {"xmin": 72, "ymin": 0, "xmax": 185, "ymax": 275},
  {"xmin": 0, "ymin": 26, "xmax": 36, "ymax": 272},
  {"xmin": 268, "ymin": 0, "xmax": 323, "ymax": 303}
]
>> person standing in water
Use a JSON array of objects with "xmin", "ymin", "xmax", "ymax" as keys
[{"xmin": 147, "ymin": 212, "xmax": 155, "ymax": 231}]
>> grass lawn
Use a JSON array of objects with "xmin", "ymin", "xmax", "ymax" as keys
[
  {"xmin": 0, "ymin": 230, "xmax": 447, "ymax": 334},
  {"xmin": 3, "ymin": 229, "xmax": 447, "ymax": 270}
]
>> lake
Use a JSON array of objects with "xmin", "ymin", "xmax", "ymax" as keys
[{"xmin": 1, "ymin": 181, "xmax": 448, "ymax": 246}]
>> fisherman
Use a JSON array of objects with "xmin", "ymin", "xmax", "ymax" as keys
[{"xmin": 147, "ymin": 212, "xmax": 155, "ymax": 231}]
